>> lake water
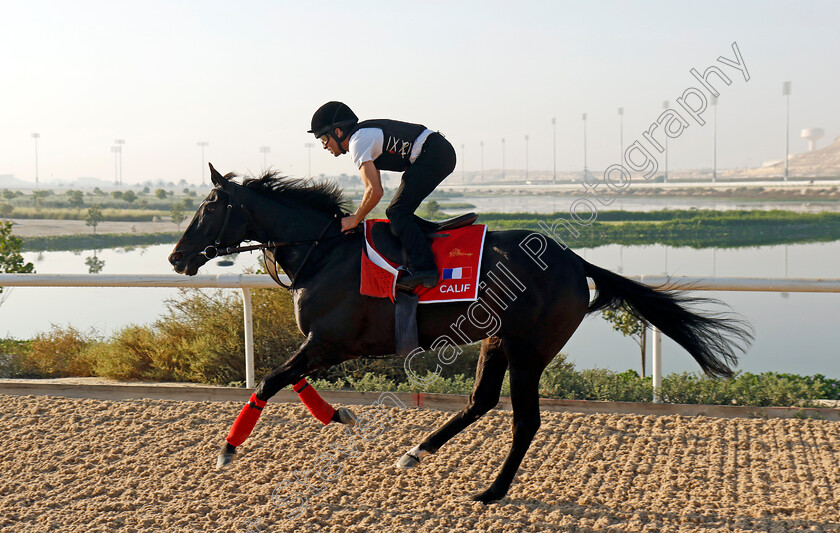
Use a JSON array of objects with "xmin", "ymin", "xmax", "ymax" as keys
[
  {"xmin": 566, "ymin": 242, "xmax": 840, "ymax": 379},
  {"xmin": 3, "ymin": 237, "xmax": 839, "ymax": 379}
]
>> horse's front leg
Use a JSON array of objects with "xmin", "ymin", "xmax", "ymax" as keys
[{"xmin": 216, "ymin": 338, "xmax": 352, "ymax": 469}]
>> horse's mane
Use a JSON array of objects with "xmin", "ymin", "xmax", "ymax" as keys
[{"xmin": 241, "ymin": 171, "xmax": 350, "ymax": 215}]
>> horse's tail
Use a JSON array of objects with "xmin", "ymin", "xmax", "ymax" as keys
[{"xmin": 580, "ymin": 258, "xmax": 753, "ymax": 379}]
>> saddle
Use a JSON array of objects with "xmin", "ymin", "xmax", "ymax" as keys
[
  {"xmin": 364, "ymin": 212, "xmax": 480, "ymax": 356},
  {"xmin": 368, "ymin": 212, "xmax": 478, "ymax": 266}
]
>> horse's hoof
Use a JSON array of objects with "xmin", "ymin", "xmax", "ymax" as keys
[
  {"xmin": 216, "ymin": 452, "xmax": 235, "ymax": 469},
  {"xmin": 470, "ymin": 486, "xmax": 504, "ymax": 504},
  {"xmin": 216, "ymin": 442, "xmax": 236, "ymax": 469},
  {"xmin": 395, "ymin": 452, "xmax": 420, "ymax": 469},
  {"xmin": 395, "ymin": 445, "xmax": 430, "ymax": 469},
  {"xmin": 335, "ymin": 407, "xmax": 357, "ymax": 426}
]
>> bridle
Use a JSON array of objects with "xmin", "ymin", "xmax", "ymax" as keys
[
  {"xmin": 201, "ymin": 191, "xmax": 235, "ymax": 260},
  {"xmin": 198, "ymin": 185, "xmax": 347, "ymax": 290}
]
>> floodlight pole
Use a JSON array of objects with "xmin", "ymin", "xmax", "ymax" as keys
[
  {"xmin": 115, "ymin": 139, "xmax": 125, "ymax": 185},
  {"xmin": 31, "ymin": 133, "xmax": 40, "ymax": 189},
  {"xmin": 480, "ymin": 141, "xmax": 484, "ymax": 182},
  {"xmin": 461, "ymin": 144, "xmax": 465, "ymax": 183},
  {"xmin": 783, "ymin": 81, "xmax": 791, "ymax": 181},
  {"xmin": 711, "ymin": 96, "xmax": 718, "ymax": 183},
  {"xmin": 110, "ymin": 145, "xmax": 121, "ymax": 185},
  {"xmin": 662, "ymin": 101, "xmax": 669, "ymax": 183},
  {"xmin": 618, "ymin": 107, "xmax": 624, "ymax": 165},
  {"xmin": 582, "ymin": 113, "xmax": 587, "ymax": 182},
  {"xmin": 524, "ymin": 135, "xmax": 529, "ymax": 181},
  {"xmin": 304, "ymin": 143, "xmax": 314, "ymax": 177},
  {"xmin": 501, "ymin": 138, "xmax": 505, "ymax": 181},
  {"xmin": 259, "ymin": 146, "xmax": 270, "ymax": 169},
  {"xmin": 551, "ymin": 117, "xmax": 556, "ymax": 184},
  {"xmin": 197, "ymin": 142, "xmax": 209, "ymax": 186}
]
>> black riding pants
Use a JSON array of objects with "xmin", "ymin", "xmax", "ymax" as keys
[{"xmin": 385, "ymin": 132, "xmax": 457, "ymax": 271}]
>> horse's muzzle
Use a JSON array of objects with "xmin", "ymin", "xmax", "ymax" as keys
[{"xmin": 168, "ymin": 249, "xmax": 208, "ymax": 276}]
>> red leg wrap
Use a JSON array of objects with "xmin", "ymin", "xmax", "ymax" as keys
[
  {"xmin": 226, "ymin": 393, "xmax": 268, "ymax": 447},
  {"xmin": 293, "ymin": 378, "xmax": 336, "ymax": 425}
]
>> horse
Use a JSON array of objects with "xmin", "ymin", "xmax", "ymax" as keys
[{"xmin": 168, "ymin": 164, "xmax": 752, "ymax": 503}]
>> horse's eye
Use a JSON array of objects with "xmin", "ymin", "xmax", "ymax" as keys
[{"xmin": 205, "ymin": 204, "xmax": 216, "ymax": 213}]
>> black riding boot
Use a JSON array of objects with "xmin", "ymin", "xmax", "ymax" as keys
[
  {"xmin": 385, "ymin": 132, "xmax": 457, "ymax": 291},
  {"xmin": 392, "ymin": 218, "xmax": 438, "ymax": 291}
]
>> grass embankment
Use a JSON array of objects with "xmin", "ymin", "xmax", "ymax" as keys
[
  {"xmin": 480, "ymin": 209, "xmax": 840, "ymax": 248},
  {"xmin": 10, "ymin": 207, "xmax": 167, "ymax": 221},
  {"xmin": 437, "ymin": 202, "xmax": 476, "ymax": 209},
  {"xmin": 21, "ymin": 232, "xmax": 181, "ymax": 252}
]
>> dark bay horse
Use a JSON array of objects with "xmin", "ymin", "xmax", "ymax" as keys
[{"xmin": 169, "ymin": 164, "xmax": 751, "ymax": 503}]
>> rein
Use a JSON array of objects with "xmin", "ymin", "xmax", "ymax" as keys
[
  {"xmin": 201, "ymin": 216, "xmax": 338, "ymax": 260},
  {"xmin": 270, "ymin": 215, "xmax": 339, "ymax": 290},
  {"xmin": 198, "ymin": 185, "xmax": 347, "ymax": 290}
]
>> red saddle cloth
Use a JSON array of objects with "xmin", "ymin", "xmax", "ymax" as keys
[{"xmin": 361, "ymin": 219, "xmax": 487, "ymax": 303}]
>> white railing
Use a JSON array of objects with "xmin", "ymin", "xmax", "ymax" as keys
[{"xmin": 1, "ymin": 274, "xmax": 839, "ymax": 395}]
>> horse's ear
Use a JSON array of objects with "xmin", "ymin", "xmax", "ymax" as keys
[{"xmin": 209, "ymin": 163, "xmax": 227, "ymax": 188}]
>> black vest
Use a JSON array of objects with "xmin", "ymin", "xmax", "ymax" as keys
[{"xmin": 350, "ymin": 119, "xmax": 427, "ymax": 172}]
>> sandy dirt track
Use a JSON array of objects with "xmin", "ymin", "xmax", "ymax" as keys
[{"xmin": 2, "ymin": 394, "xmax": 840, "ymax": 532}]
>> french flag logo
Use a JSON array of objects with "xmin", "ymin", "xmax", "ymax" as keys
[{"xmin": 442, "ymin": 267, "xmax": 472, "ymax": 280}]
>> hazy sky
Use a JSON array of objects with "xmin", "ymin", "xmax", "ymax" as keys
[{"xmin": 3, "ymin": 0, "xmax": 839, "ymax": 185}]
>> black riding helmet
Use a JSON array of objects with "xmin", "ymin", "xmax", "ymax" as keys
[{"xmin": 308, "ymin": 101, "xmax": 358, "ymax": 154}]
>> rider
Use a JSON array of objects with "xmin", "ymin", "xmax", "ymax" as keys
[{"xmin": 309, "ymin": 101, "xmax": 457, "ymax": 290}]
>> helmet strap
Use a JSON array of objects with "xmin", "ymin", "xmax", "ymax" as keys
[{"xmin": 331, "ymin": 127, "xmax": 350, "ymax": 155}]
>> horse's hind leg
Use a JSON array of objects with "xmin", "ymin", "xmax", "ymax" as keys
[
  {"xmin": 472, "ymin": 337, "xmax": 545, "ymax": 503},
  {"xmin": 396, "ymin": 336, "xmax": 508, "ymax": 469}
]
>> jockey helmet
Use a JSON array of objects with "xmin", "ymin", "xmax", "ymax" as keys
[{"xmin": 308, "ymin": 101, "xmax": 358, "ymax": 138}]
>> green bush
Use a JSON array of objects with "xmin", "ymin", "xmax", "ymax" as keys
[
  {"xmin": 536, "ymin": 358, "xmax": 654, "ymax": 402},
  {"xmin": 14, "ymin": 287, "xmax": 302, "ymax": 384},
  {"xmin": 580, "ymin": 369, "xmax": 654, "ymax": 402},
  {"xmin": 18, "ymin": 326, "xmax": 99, "ymax": 378},
  {"xmin": 774, "ymin": 373, "xmax": 840, "ymax": 400},
  {"xmin": 397, "ymin": 372, "xmax": 477, "ymax": 394},
  {"xmin": 91, "ymin": 287, "xmax": 303, "ymax": 384},
  {"xmin": 0, "ymin": 338, "xmax": 32, "ymax": 378},
  {"xmin": 11, "ymin": 206, "xmax": 167, "ymax": 221},
  {"xmin": 310, "ymin": 372, "xmax": 478, "ymax": 395},
  {"xmin": 347, "ymin": 373, "xmax": 398, "ymax": 392},
  {"xmin": 92, "ymin": 326, "xmax": 158, "ymax": 381},
  {"xmin": 538, "ymin": 355, "xmax": 588, "ymax": 399},
  {"xmin": 308, "ymin": 343, "xmax": 482, "ymax": 384},
  {"xmin": 660, "ymin": 371, "xmax": 828, "ymax": 407}
]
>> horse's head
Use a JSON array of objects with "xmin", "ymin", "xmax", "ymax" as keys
[
  {"xmin": 169, "ymin": 164, "xmax": 251, "ymax": 276},
  {"xmin": 170, "ymin": 164, "xmax": 350, "ymax": 276}
]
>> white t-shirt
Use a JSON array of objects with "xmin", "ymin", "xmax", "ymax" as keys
[{"xmin": 349, "ymin": 128, "xmax": 434, "ymax": 169}]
